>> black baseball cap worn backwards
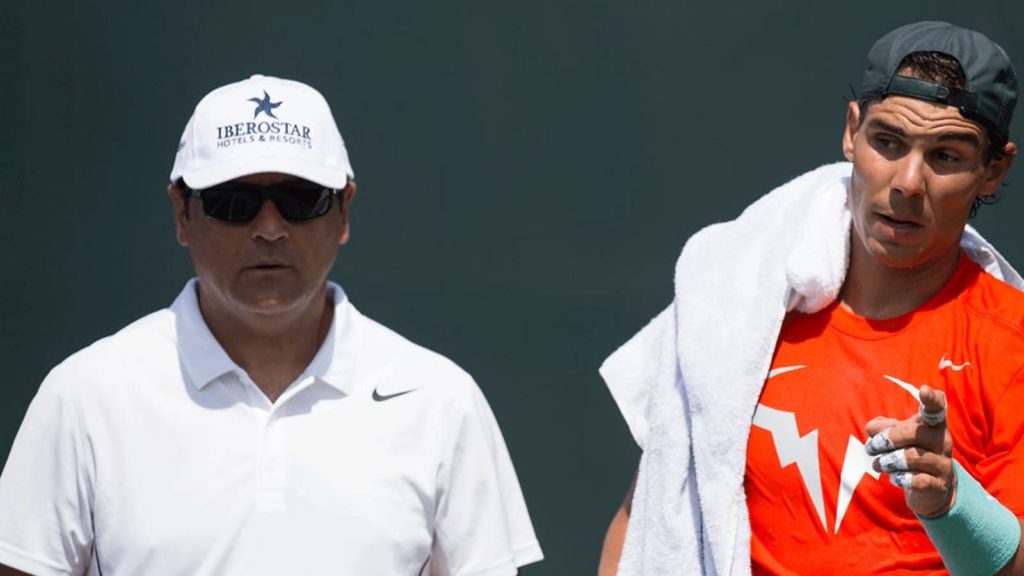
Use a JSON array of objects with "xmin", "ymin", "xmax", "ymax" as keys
[{"xmin": 860, "ymin": 21, "xmax": 1018, "ymax": 143}]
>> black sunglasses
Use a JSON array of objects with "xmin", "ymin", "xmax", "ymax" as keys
[{"xmin": 181, "ymin": 179, "xmax": 342, "ymax": 223}]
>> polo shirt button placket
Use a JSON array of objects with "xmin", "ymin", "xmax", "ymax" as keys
[{"xmin": 259, "ymin": 411, "xmax": 287, "ymax": 509}]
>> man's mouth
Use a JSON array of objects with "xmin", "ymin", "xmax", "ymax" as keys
[
  {"xmin": 248, "ymin": 260, "xmax": 290, "ymax": 270},
  {"xmin": 878, "ymin": 213, "xmax": 921, "ymax": 228}
]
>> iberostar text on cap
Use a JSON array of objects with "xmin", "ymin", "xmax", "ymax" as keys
[{"xmin": 170, "ymin": 74, "xmax": 354, "ymax": 190}]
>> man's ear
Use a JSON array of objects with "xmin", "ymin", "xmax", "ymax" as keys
[
  {"xmin": 842, "ymin": 100, "xmax": 862, "ymax": 162},
  {"xmin": 168, "ymin": 182, "xmax": 190, "ymax": 247},
  {"xmin": 338, "ymin": 181, "xmax": 357, "ymax": 245},
  {"xmin": 979, "ymin": 142, "xmax": 1018, "ymax": 198}
]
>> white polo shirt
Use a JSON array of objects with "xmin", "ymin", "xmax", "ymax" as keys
[{"xmin": 0, "ymin": 280, "xmax": 542, "ymax": 576}]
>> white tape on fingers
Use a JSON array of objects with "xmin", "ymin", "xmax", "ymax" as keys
[
  {"xmin": 865, "ymin": 428, "xmax": 896, "ymax": 455},
  {"xmin": 877, "ymin": 449, "xmax": 909, "ymax": 473},
  {"xmin": 919, "ymin": 404, "xmax": 946, "ymax": 427},
  {"xmin": 890, "ymin": 471, "xmax": 913, "ymax": 490}
]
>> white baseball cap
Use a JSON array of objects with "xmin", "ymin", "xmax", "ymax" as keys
[{"xmin": 170, "ymin": 74, "xmax": 354, "ymax": 189}]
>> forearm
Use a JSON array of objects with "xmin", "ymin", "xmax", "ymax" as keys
[
  {"xmin": 919, "ymin": 461, "xmax": 1022, "ymax": 576},
  {"xmin": 599, "ymin": 504, "xmax": 629, "ymax": 576},
  {"xmin": 995, "ymin": 522, "xmax": 1024, "ymax": 576},
  {"xmin": 598, "ymin": 472, "xmax": 637, "ymax": 576}
]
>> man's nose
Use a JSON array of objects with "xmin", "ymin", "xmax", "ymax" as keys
[
  {"xmin": 250, "ymin": 199, "xmax": 289, "ymax": 242},
  {"xmin": 890, "ymin": 150, "xmax": 926, "ymax": 197}
]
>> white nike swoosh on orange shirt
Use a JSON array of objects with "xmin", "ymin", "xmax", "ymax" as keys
[{"xmin": 938, "ymin": 354, "xmax": 971, "ymax": 371}]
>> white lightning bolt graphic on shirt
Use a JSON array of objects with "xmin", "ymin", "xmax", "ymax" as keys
[
  {"xmin": 882, "ymin": 375, "xmax": 922, "ymax": 401},
  {"xmin": 756, "ymin": 370, "xmax": 928, "ymax": 533},
  {"xmin": 753, "ymin": 366, "xmax": 828, "ymax": 531},
  {"xmin": 833, "ymin": 374, "xmax": 920, "ymax": 532},
  {"xmin": 835, "ymin": 435, "xmax": 880, "ymax": 532}
]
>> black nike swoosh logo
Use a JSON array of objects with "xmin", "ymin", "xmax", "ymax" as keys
[{"xmin": 372, "ymin": 388, "xmax": 417, "ymax": 402}]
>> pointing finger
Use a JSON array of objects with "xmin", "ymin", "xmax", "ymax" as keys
[{"xmin": 918, "ymin": 385, "xmax": 947, "ymax": 428}]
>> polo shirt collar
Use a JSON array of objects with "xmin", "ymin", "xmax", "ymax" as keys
[
  {"xmin": 172, "ymin": 279, "xmax": 358, "ymax": 396},
  {"xmin": 302, "ymin": 282, "xmax": 358, "ymax": 396}
]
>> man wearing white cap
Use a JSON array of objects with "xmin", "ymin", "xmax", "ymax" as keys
[{"xmin": 0, "ymin": 75, "xmax": 543, "ymax": 576}]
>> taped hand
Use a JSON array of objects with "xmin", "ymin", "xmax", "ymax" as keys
[{"xmin": 864, "ymin": 385, "xmax": 956, "ymax": 518}]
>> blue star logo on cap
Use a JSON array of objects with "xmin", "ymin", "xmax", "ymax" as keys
[{"xmin": 248, "ymin": 90, "xmax": 282, "ymax": 119}]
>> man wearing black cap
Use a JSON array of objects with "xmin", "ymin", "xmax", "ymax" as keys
[{"xmin": 600, "ymin": 22, "xmax": 1024, "ymax": 575}]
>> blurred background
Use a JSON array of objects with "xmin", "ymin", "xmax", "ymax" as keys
[{"xmin": 3, "ymin": 1, "xmax": 1024, "ymax": 573}]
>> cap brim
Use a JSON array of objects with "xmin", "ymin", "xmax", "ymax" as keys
[{"xmin": 179, "ymin": 156, "xmax": 352, "ymax": 189}]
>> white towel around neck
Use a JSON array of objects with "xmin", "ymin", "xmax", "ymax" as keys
[{"xmin": 602, "ymin": 161, "xmax": 1023, "ymax": 576}]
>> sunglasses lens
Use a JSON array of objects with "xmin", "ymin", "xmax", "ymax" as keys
[
  {"xmin": 202, "ymin": 188, "xmax": 264, "ymax": 222},
  {"xmin": 273, "ymin": 187, "xmax": 333, "ymax": 220},
  {"xmin": 197, "ymin": 182, "xmax": 334, "ymax": 222}
]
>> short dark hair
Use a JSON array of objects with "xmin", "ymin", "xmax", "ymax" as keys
[
  {"xmin": 896, "ymin": 51, "xmax": 969, "ymax": 90},
  {"xmin": 857, "ymin": 51, "xmax": 1006, "ymax": 216}
]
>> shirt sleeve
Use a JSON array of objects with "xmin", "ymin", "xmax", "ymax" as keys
[
  {"xmin": 0, "ymin": 365, "xmax": 94, "ymax": 575},
  {"xmin": 430, "ymin": 381, "xmax": 543, "ymax": 576},
  {"xmin": 598, "ymin": 303, "xmax": 677, "ymax": 451},
  {"xmin": 973, "ymin": 366, "xmax": 1024, "ymax": 517}
]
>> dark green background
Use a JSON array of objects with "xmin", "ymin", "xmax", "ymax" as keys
[{"xmin": 3, "ymin": 1, "xmax": 1024, "ymax": 573}]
